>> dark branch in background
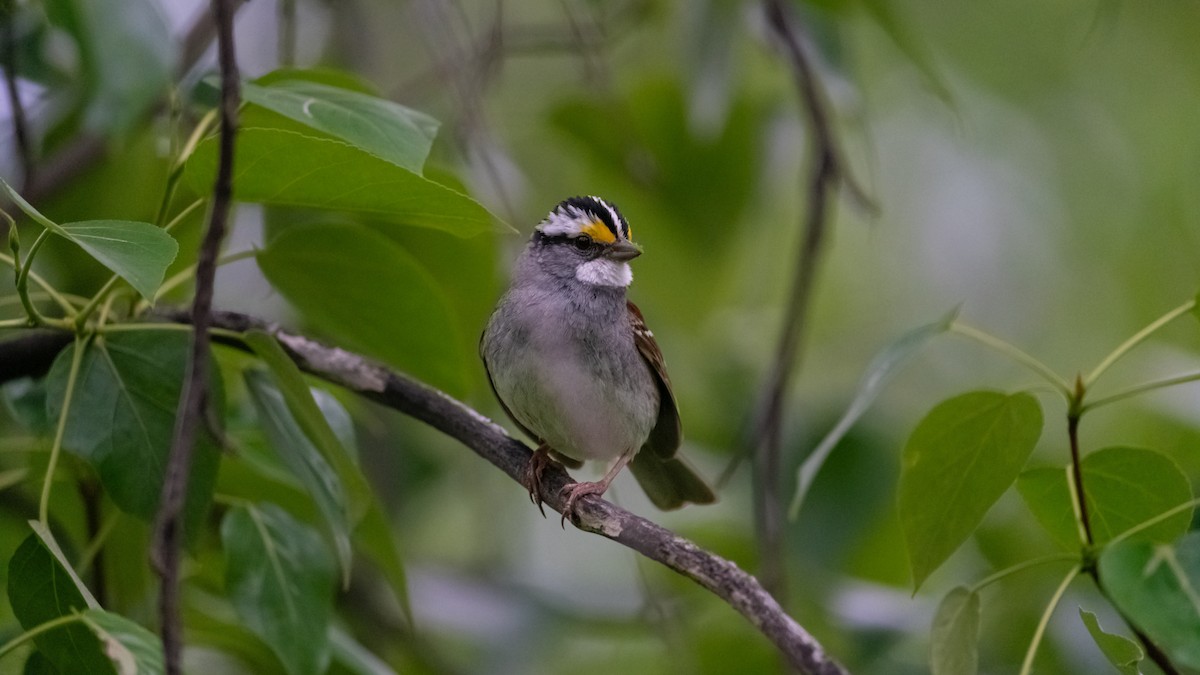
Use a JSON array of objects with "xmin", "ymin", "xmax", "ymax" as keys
[
  {"xmin": 746, "ymin": 0, "xmax": 876, "ymax": 601},
  {"xmin": 278, "ymin": 0, "xmax": 296, "ymax": 67},
  {"xmin": 148, "ymin": 309, "xmax": 848, "ymax": 675},
  {"xmin": 149, "ymin": 1, "xmax": 239, "ymax": 672},
  {"xmin": 2, "ymin": 0, "xmax": 36, "ymax": 191}
]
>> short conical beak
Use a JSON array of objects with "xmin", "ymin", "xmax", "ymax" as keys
[{"xmin": 605, "ymin": 240, "xmax": 642, "ymax": 262}]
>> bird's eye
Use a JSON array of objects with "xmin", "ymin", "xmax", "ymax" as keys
[{"xmin": 572, "ymin": 236, "xmax": 592, "ymax": 251}]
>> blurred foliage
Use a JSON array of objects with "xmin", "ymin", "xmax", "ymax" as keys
[{"xmin": 1, "ymin": 0, "xmax": 1200, "ymax": 673}]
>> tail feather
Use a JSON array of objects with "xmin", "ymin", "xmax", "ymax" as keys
[{"xmin": 629, "ymin": 451, "xmax": 717, "ymax": 510}]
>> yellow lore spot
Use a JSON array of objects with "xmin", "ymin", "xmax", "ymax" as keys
[{"xmin": 580, "ymin": 220, "xmax": 617, "ymax": 244}]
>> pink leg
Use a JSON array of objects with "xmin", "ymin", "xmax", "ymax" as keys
[
  {"xmin": 560, "ymin": 449, "xmax": 634, "ymax": 527},
  {"xmin": 524, "ymin": 442, "xmax": 555, "ymax": 518}
]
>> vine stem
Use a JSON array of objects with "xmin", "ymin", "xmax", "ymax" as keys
[
  {"xmin": 1018, "ymin": 564, "xmax": 1080, "ymax": 675},
  {"xmin": 1084, "ymin": 299, "xmax": 1195, "ymax": 388},
  {"xmin": 39, "ymin": 334, "xmax": 86, "ymax": 526},
  {"xmin": 949, "ymin": 322, "xmax": 1072, "ymax": 396}
]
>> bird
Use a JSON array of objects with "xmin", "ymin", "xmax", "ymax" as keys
[{"xmin": 481, "ymin": 195, "xmax": 716, "ymax": 524}]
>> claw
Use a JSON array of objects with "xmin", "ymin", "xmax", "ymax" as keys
[
  {"xmin": 523, "ymin": 443, "xmax": 553, "ymax": 518},
  {"xmin": 559, "ymin": 481, "xmax": 607, "ymax": 528}
]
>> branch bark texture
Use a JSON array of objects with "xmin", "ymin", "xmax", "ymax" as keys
[{"xmin": 166, "ymin": 310, "xmax": 849, "ymax": 675}]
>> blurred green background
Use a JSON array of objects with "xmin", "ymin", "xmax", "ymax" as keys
[{"xmin": 2, "ymin": 0, "xmax": 1199, "ymax": 673}]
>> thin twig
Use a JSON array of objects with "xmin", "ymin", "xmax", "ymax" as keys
[
  {"xmin": 745, "ymin": 0, "xmax": 873, "ymax": 601},
  {"xmin": 136, "ymin": 308, "xmax": 846, "ymax": 675},
  {"xmin": 149, "ymin": 1, "xmax": 240, "ymax": 672}
]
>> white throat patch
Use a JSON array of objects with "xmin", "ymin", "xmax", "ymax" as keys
[{"xmin": 576, "ymin": 258, "xmax": 633, "ymax": 287}]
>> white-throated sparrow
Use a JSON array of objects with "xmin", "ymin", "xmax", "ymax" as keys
[{"xmin": 481, "ymin": 196, "xmax": 716, "ymax": 523}]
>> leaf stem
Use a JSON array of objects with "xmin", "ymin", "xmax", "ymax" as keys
[
  {"xmin": 40, "ymin": 334, "xmax": 87, "ymax": 526},
  {"xmin": 154, "ymin": 111, "xmax": 217, "ymax": 229},
  {"xmin": 1018, "ymin": 564, "xmax": 1081, "ymax": 675},
  {"xmin": 0, "ymin": 613, "xmax": 82, "ymax": 661},
  {"xmin": 969, "ymin": 553, "xmax": 1079, "ymax": 593},
  {"xmin": 1107, "ymin": 497, "xmax": 1200, "ymax": 548},
  {"xmin": 138, "ymin": 247, "xmax": 255, "ymax": 313},
  {"xmin": 16, "ymin": 228, "xmax": 53, "ymax": 325},
  {"xmin": 950, "ymin": 322, "xmax": 1072, "ymax": 396},
  {"xmin": 0, "ymin": 251, "xmax": 77, "ymax": 315},
  {"xmin": 1085, "ymin": 299, "xmax": 1195, "ymax": 388},
  {"xmin": 1081, "ymin": 370, "xmax": 1200, "ymax": 413}
]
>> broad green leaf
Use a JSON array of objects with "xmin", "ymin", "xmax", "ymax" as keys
[
  {"xmin": 7, "ymin": 522, "xmax": 111, "ymax": 674},
  {"xmin": 80, "ymin": 609, "xmax": 164, "ymax": 675},
  {"xmin": 790, "ymin": 311, "xmax": 955, "ymax": 519},
  {"xmin": 2, "ymin": 377, "xmax": 53, "ymax": 434},
  {"xmin": 244, "ymin": 366, "xmax": 357, "ymax": 585},
  {"xmin": 898, "ymin": 390, "xmax": 1043, "ymax": 590},
  {"xmin": 930, "ymin": 586, "xmax": 980, "ymax": 675},
  {"xmin": 57, "ymin": 221, "xmax": 179, "ymax": 300},
  {"xmin": 329, "ymin": 625, "xmax": 399, "ymax": 675},
  {"xmin": 240, "ymin": 79, "xmax": 438, "ymax": 172},
  {"xmin": 1099, "ymin": 533, "xmax": 1200, "ymax": 669},
  {"xmin": 222, "ymin": 503, "xmax": 335, "ymax": 675},
  {"xmin": 44, "ymin": 331, "xmax": 222, "ymax": 530},
  {"xmin": 183, "ymin": 127, "xmax": 495, "ymax": 236},
  {"xmin": 0, "ymin": 178, "xmax": 178, "ymax": 300},
  {"xmin": 45, "ymin": 0, "xmax": 175, "ymax": 134},
  {"xmin": 1079, "ymin": 608, "xmax": 1142, "ymax": 675},
  {"xmin": 256, "ymin": 222, "xmax": 466, "ymax": 394},
  {"xmin": 355, "ymin": 499, "xmax": 412, "ymax": 625},
  {"xmin": 859, "ymin": 0, "xmax": 953, "ymax": 104},
  {"xmin": 1018, "ymin": 447, "xmax": 1192, "ymax": 549}
]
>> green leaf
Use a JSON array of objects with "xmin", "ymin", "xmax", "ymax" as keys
[
  {"xmin": 256, "ymin": 222, "xmax": 467, "ymax": 394},
  {"xmin": 0, "ymin": 178, "xmax": 178, "ymax": 301},
  {"xmin": 858, "ymin": 0, "xmax": 953, "ymax": 104},
  {"xmin": 243, "ymin": 365, "xmax": 357, "ymax": 585},
  {"xmin": 930, "ymin": 586, "xmax": 980, "ymax": 675},
  {"xmin": 80, "ymin": 609, "xmax": 164, "ymax": 675},
  {"xmin": 898, "ymin": 390, "xmax": 1043, "ymax": 590},
  {"xmin": 44, "ymin": 331, "xmax": 222, "ymax": 529},
  {"xmin": 1079, "ymin": 608, "xmax": 1143, "ymax": 675},
  {"xmin": 2, "ymin": 377, "xmax": 53, "ymax": 434},
  {"xmin": 45, "ymin": 0, "xmax": 175, "ymax": 134},
  {"xmin": 240, "ymin": 78, "xmax": 439, "ymax": 172},
  {"xmin": 1100, "ymin": 533, "xmax": 1200, "ymax": 669},
  {"xmin": 222, "ymin": 503, "xmax": 336, "ymax": 675},
  {"xmin": 7, "ymin": 522, "xmax": 110, "ymax": 674},
  {"xmin": 354, "ymin": 499, "xmax": 412, "ymax": 625},
  {"xmin": 183, "ymin": 127, "xmax": 495, "ymax": 236},
  {"xmin": 329, "ymin": 624, "xmax": 399, "ymax": 675},
  {"xmin": 56, "ymin": 221, "xmax": 179, "ymax": 301},
  {"xmin": 1018, "ymin": 447, "xmax": 1193, "ymax": 549},
  {"xmin": 790, "ymin": 310, "xmax": 955, "ymax": 519}
]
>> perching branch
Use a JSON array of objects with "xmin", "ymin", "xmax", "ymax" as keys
[
  {"xmin": 149, "ymin": 1, "xmax": 240, "ymax": 672},
  {"xmin": 145, "ymin": 309, "xmax": 847, "ymax": 675},
  {"xmin": 745, "ymin": 0, "xmax": 874, "ymax": 601}
]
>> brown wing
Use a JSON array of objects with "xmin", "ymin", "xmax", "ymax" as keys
[{"xmin": 628, "ymin": 301, "xmax": 682, "ymax": 458}]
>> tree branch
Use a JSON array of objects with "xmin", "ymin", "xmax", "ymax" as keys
[
  {"xmin": 149, "ymin": 1, "xmax": 240, "ymax": 672},
  {"xmin": 141, "ymin": 309, "xmax": 847, "ymax": 675},
  {"xmin": 0, "ymin": 311, "xmax": 851, "ymax": 674}
]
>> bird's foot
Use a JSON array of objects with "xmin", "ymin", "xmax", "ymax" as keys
[
  {"xmin": 524, "ymin": 443, "xmax": 554, "ymax": 518},
  {"xmin": 559, "ymin": 480, "xmax": 609, "ymax": 528}
]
